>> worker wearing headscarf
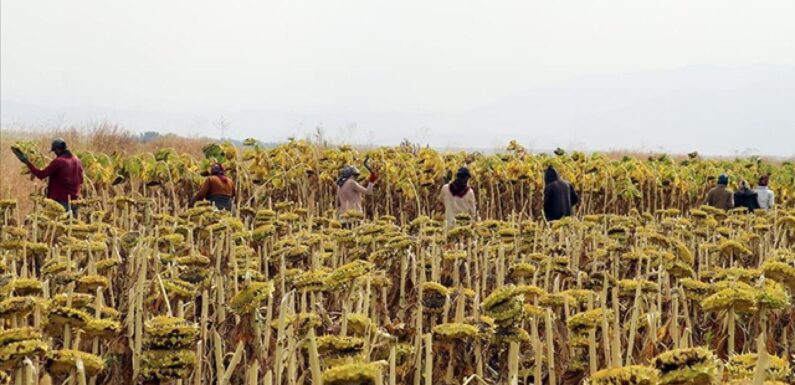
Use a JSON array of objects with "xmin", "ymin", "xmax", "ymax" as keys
[
  {"xmin": 191, "ymin": 162, "xmax": 235, "ymax": 210},
  {"xmin": 733, "ymin": 180, "xmax": 759, "ymax": 212},
  {"xmin": 543, "ymin": 165, "xmax": 579, "ymax": 221},
  {"xmin": 753, "ymin": 174, "xmax": 775, "ymax": 210},
  {"xmin": 336, "ymin": 165, "xmax": 376, "ymax": 217},
  {"xmin": 439, "ymin": 167, "xmax": 477, "ymax": 226}
]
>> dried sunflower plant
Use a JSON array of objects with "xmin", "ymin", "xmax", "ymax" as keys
[{"xmin": 1, "ymin": 140, "xmax": 794, "ymax": 384}]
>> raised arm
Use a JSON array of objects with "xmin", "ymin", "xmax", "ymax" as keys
[
  {"xmin": 27, "ymin": 158, "xmax": 60, "ymax": 180},
  {"xmin": 352, "ymin": 180, "xmax": 375, "ymax": 195}
]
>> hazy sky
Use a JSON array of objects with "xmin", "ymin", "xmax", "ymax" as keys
[{"xmin": 2, "ymin": 1, "xmax": 794, "ymax": 155}]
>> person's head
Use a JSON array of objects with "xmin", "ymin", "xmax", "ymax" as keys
[
  {"xmin": 211, "ymin": 162, "xmax": 225, "ymax": 176},
  {"xmin": 544, "ymin": 165, "xmax": 559, "ymax": 184},
  {"xmin": 337, "ymin": 165, "xmax": 360, "ymax": 186},
  {"xmin": 455, "ymin": 167, "xmax": 470, "ymax": 182},
  {"xmin": 449, "ymin": 166, "xmax": 472, "ymax": 197},
  {"xmin": 758, "ymin": 174, "xmax": 769, "ymax": 187},
  {"xmin": 51, "ymin": 138, "xmax": 67, "ymax": 155},
  {"xmin": 738, "ymin": 179, "xmax": 749, "ymax": 190},
  {"xmin": 717, "ymin": 174, "xmax": 729, "ymax": 186}
]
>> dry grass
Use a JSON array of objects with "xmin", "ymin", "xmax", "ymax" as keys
[{"xmin": 0, "ymin": 124, "xmax": 211, "ymax": 213}]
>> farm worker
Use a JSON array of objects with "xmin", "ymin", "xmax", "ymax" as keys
[
  {"xmin": 543, "ymin": 165, "xmax": 579, "ymax": 221},
  {"xmin": 733, "ymin": 180, "xmax": 759, "ymax": 212},
  {"xmin": 439, "ymin": 167, "xmax": 477, "ymax": 226},
  {"xmin": 191, "ymin": 162, "xmax": 235, "ymax": 211},
  {"xmin": 705, "ymin": 174, "xmax": 734, "ymax": 210},
  {"xmin": 336, "ymin": 165, "xmax": 377, "ymax": 218},
  {"xmin": 753, "ymin": 174, "xmax": 775, "ymax": 210},
  {"xmin": 12, "ymin": 138, "xmax": 83, "ymax": 216}
]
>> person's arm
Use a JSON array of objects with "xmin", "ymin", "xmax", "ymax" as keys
[
  {"xmin": 569, "ymin": 185, "xmax": 579, "ymax": 206},
  {"xmin": 77, "ymin": 161, "xmax": 84, "ymax": 186},
  {"xmin": 703, "ymin": 190, "xmax": 712, "ymax": 206},
  {"xmin": 727, "ymin": 193, "xmax": 734, "ymax": 209},
  {"xmin": 27, "ymin": 158, "xmax": 60, "ymax": 180},
  {"xmin": 768, "ymin": 191, "xmax": 775, "ymax": 209},
  {"xmin": 543, "ymin": 185, "xmax": 552, "ymax": 219},
  {"xmin": 192, "ymin": 178, "xmax": 211, "ymax": 203},
  {"xmin": 466, "ymin": 189, "xmax": 477, "ymax": 218},
  {"xmin": 352, "ymin": 181, "xmax": 375, "ymax": 195}
]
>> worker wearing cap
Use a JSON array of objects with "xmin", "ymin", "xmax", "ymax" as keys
[
  {"xmin": 12, "ymin": 139, "xmax": 84, "ymax": 216},
  {"xmin": 704, "ymin": 174, "xmax": 734, "ymax": 210}
]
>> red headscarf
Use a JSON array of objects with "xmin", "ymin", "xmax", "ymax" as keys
[{"xmin": 211, "ymin": 163, "xmax": 228, "ymax": 183}]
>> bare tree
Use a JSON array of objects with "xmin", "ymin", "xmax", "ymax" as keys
[{"xmin": 213, "ymin": 116, "xmax": 231, "ymax": 139}]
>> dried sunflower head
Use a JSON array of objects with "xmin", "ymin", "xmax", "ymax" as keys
[
  {"xmin": 701, "ymin": 283, "xmax": 757, "ymax": 313},
  {"xmin": 46, "ymin": 349, "xmax": 105, "ymax": 377},
  {"xmin": 432, "ymin": 323, "xmax": 480, "ymax": 342},
  {"xmin": 144, "ymin": 316, "xmax": 198, "ymax": 350},
  {"xmin": 230, "ymin": 281, "xmax": 274, "ymax": 315},
  {"xmin": 761, "ymin": 261, "xmax": 795, "ymax": 292},
  {"xmin": 46, "ymin": 306, "xmax": 91, "ymax": 329},
  {"xmin": 679, "ymin": 278, "xmax": 712, "ymax": 301},
  {"xmin": 272, "ymin": 313, "xmax": 322, "ymax": 335},
  {"xmin": 652, "ymin": 347, "xmax": 718, "ymax": 385},
  {"xmin": 315, "ymin": 335, "xmax": 365, "ymax": 358},
  {"xmin": 140, "ymin": 349, "xmax": 196, "ymax": 381},
  {"xmin": 325, "ymin": 260, "xmax": 374, "ymax": 291},
  {"xmin": 76, "ymin": 274, "xmax": 110, "ymax": 293},
  {"xmin": 485, "ymin": 324, "xmax": 527, "ymax": 344},
  {"xmin": 567, "ymin": 308, "xmax": 612, "ymax": 335},
  {"xmin": 294, "ymin": 270, "xmax": 330, "ymax": 293},
  {"xmin": 321, "ymin": 362, "xmax": 380, "ymax": 385},
  {"xmin": 84, "ymin": 318, "xmax": 122, "ymax": 339},
  {"xmin": 590, "ymin": 365, "xmax": 659, "ymax": 385},
  {"xmin": 0, "ymin": 339, "xmax": 48, "ymax": 370},
  {"xmin": 421, "ymin": 282, "xmax": 450, "ymax": 312},
  {"xmin": 726, "ymin": 352, "xmax": 791, "ymax": 381}
]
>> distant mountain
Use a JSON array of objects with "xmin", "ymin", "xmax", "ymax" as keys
[{"xmin": 2, "ymin": 64, "xmax": 793, "ymax": 157}]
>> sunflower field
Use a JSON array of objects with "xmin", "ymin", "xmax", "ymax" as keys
[{"xmin": 1, "ymin": 139, "xmax": 795, "ymax": 385}]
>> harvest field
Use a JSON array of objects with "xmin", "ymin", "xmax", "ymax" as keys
[{"xmin": 2, "ymin": 136, "xmax": 795, "ymax": 385}]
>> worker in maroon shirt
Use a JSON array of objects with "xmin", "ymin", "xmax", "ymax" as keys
[{"xmin": 12, "ymin": 139, "xmax": 84, "ymax": 216}]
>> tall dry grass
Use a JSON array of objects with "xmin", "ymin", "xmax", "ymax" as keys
[{"xmin": 0, "ymin": 123, "xmax": 212, "ymax": 213}]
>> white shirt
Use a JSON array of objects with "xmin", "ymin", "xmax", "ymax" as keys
[
  {"xmin": 753, "ymin": 186, "xmax": 774, "ymax": 210},
  {"xmin": 439, "ymin": 184, "xmax": 477, "ymax": 226}
]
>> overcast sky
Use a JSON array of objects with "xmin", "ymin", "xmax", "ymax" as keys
[{"xmin": 2, "ymin": 1, "xmax": 794, "ymax": 155}]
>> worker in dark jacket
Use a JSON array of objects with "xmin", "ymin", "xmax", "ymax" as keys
[
  {"xmin": 733, "ymin": 180, "xmax": 759, "ymax": 212},
  {"xmin": 13, "ymin": 139, "xmax": 84, "ymax": 216},
  {"xmin": 543, "ymin": 165, "xmax": 579, "ymax": 221},
  {"xmin": 190, "ymin": 163, "xmax": 235, "ymax": 210},
  {"xmin": 705, "ymin": 174, "xmax": 734, "ymax": 210}
]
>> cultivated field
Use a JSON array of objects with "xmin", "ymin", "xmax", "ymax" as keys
[{"xmin": 1, "ymin": 130, "xmax": 795, "ymax": 385}]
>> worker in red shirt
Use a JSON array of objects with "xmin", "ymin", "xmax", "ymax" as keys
[{"xmin": 12, "ymin": 139, "xmax": 84, "ymax": 216}]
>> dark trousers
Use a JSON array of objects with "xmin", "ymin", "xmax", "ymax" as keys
[
  {"xmin": 55, "ymin": 200, "xmax": 78, "ymax": 217},
  {"xmin": 207, "ymin": 195, "xmax": 233, "ymax": 211}
]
